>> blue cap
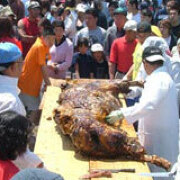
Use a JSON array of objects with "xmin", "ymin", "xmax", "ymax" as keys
[{"xmin": 0, "ymin": 42, "xmax": 22, "ymax": 64}]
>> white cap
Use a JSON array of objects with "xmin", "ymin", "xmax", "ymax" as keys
[
  {"xmin": 124, "ymin": 20, "xmax": 137, "ymax": 31},
  {"xmin": 91, "ymin": 43, "xmax": 104, "ymax": 52},
  {"xmin": 76, "ymin": 3, "xmax": 89, "ymax": 13}
]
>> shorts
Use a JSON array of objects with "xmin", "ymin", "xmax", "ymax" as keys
[{"xmin": 19, "ymin": 92, "xmax": 41, "ymax": 111}]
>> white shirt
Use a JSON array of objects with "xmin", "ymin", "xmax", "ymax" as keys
[
  {"xmin": 12, "ymin": 148, "xmax": 42, "ymax": 169},
  {"xmin": 127, "ymin": 12, "xmax": 141, "ymax": 23},
  {"xmin": 122, "ymin": 67, "xmax": 179, "ymax": 175},
  {"xmin": 164, "ymin": 36, "xmax": 171, "ymax": 47},
  {"xmin": 0, "ymin": 75, "xmax": 26, "ymax": 116}
]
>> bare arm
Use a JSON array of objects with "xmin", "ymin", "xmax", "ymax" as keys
[
  {"xmin": 125, "ymin": 64, "xmax": 134, "ymax": 80},
  {"xmin": 90, "ymin": 73, "xmax": 94, "ymax": 79},
  {"xmin": 75, "ymin": 63, "xmax": 80, "ymax": 79},
  {"xmin": 108, "ymin": 62, "xmax": 116, "ymax": 80},
  {"xmin": 41, "ymin": 65, "xmax": 51, "ymax": 86},
  {"xmin": 17, "ymin": 19, "xmax": 37, "ymax": 43}
]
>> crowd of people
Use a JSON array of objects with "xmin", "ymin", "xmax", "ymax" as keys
[{"xmin": 0, "ymin": 0, "xmax": 180, "ymax": 179}]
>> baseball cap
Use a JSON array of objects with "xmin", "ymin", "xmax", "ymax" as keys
[
  {"xmin": 113, "ymin": 7, "xmax": 127, "ymax": 16},
  {"xmin": 76, "ymin": 3, "xmax": 89, "ymax": 13},
  {"xmin": 137, "ymin": 21, "xmax": 151, "ymax": 33},
  {"xmin": 0, "ymin": 42, "xmax": 22, "ymax": 64},
  {"xmin": 124, "ymin": 20, "xmax": 137, "ymax": 31},
  {"xmin": 142, "ymin": 46, "xmax": 165, "ymax": 62},
  {"xmin": 28, "ymin": 1, "xmax": 40, "ymax": 10},
  {"xmin": 91, "ymin": 43, "xmax": 104, "ymax": 52},
  {"xmin": 12, "ymin": 168, "xmax": 64, "ymax": 180},
  {"xmin": 0, "ymin": 5, "xmax": 16, "ymax": 18},
  {"xmin": 143, "ymin": 36, "xmax": 170, "ymax": 57}
]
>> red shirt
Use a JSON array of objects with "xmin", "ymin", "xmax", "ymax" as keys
[
  {"xmin": 21, "ymin": 17, "xmax": 39, "ymax": 57},
  {"xmin": 0, "ymin": 160, "xmax": 19, "ymax": 180},
  {"xmin": 110, "ymin": 36, "xmax": 137, "ymax": 73},
  {"xmin": 0, "ymin": 37, "xmax": 23, "ymax": 52}
]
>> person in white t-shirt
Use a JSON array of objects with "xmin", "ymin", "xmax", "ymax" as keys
[{"xmin": 127, "ymin": 0, "xmax": 141, "ymax": 23}]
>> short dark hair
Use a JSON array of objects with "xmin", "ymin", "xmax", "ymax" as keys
[
  {"xmin": 52, "ymin": 20, "xmax": 65, "ymax": 30},
  {"xmin": 41, "ymin": 0, "xmax": 51, "ymax": 12},
  {"xmin": 0, "ymin": 62, "xmax": 15, "ymax": 75},
  {"xmin": 38, "ymin": 17, "xmax": 52, "ymax": 29},
  {"xmin": 77, "ymin": 37, "xmax": 89, "ymax": 47},
  {"xmin": 85, "ymin": 8, "xmax": 98, "ymax": 18},
  {"xmin": 42, "ymin": 27, "xmax": 55, "ymax": 36},
  {"xmin": 128, "ymin": 0, "xmax": 138, "ymax": 9},
  {"xmin": 58, "ymin": 7, "xmax": 65, "ymax": 16},
  {"xmin": 0, "ymin": 17, "xmax": 14, "ymax": 37},
  {"xmin": 141, "ymin": 9, "xmax": 153, "ymax": 18},
  {"xmin": 0, "ymin": 111, "xmax": 30, "ymax": 160},
  {"xmin": 64, "ymin": 0, "xmax": 76, "ymax": 8},
  {"xmin": 108, "ymin": 1, "xmax": 119, "ymax": 9}
]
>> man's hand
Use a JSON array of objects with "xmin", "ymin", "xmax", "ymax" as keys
[{"xmin": 105, "ymin": 110, "xmax": 124, "ymax": 125}]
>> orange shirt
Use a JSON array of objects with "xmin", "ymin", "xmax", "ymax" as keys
[{"xmin": 18, "ymin": 37, "xmax": 50, "ymax": 97}]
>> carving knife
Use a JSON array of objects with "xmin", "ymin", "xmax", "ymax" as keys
[{"xmin": 90, "ymin": 168, "xmax": 135, "ymax": 173}]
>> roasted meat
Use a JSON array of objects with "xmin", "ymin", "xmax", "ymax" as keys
[{"xmin": 53, "ymin": 80, "xmax": 171, "ymax": 170}]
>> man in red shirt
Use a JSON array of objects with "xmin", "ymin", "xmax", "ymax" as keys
[
  {"xmin": 17, "ymin": 1, "xmax": 40, "ymax": 58},
  {"xmin": 109, "ymin": 20, "xmax": 138, "ymax": 79}
]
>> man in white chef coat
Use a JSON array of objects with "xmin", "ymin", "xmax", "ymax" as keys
[{"xmin": 106, "ymin": 46, "xmax": 179, "ymax": 177}]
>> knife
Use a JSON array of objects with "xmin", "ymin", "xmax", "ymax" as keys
[
  {"xmin": 90, "ymin": 168, "xmax": 135, "ymax": 173},
  {"xmin": 138, "ymin": 172, "xmax": 175, "ymax": 177}
]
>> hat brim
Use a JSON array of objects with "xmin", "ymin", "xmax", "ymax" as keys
[
  {"xmin": 28, "ymin": 6, "xmax": 40, "ymax": 10},
  {"xmin": 124, "ymin": 28, "xmax": 137, "ymax": 31},
  {"xmin": 146, "ymin": 55, "xmax": 165, "ymax": 62}
]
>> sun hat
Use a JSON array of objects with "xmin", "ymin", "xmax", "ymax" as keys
[
  {"xmin": 28, "ymin": 1, "xmax": 40, "ymax": 10},
  {"xmin": 124, "ymin": 20, "xmax": 137, "ymax": 31},
  {"xmin": 0, "ymin": 5, "xmax": 16, "ymax": 18},
  {"xmin": 142, "ymin": 46, "xmax": 165, "ymax": 62},
  {"xmin": 91, "ymin": 43, "xmax": 104, "ymax": 52}
]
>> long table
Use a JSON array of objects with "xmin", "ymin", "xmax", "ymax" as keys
[{"xmin": 34, "ymin": 85, "xmax": 152, "ymax": 180}]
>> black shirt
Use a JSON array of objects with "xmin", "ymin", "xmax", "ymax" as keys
[
  {"xmin": 74, "ymin": 53, "xmax": 94, "ymax": 78},
  {"xmin": 92, "ymin": 59, "xmax": 109, "ymax": 79}
]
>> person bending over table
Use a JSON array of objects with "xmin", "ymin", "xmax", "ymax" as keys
[{"xmin": 106, "ymin": 46, "xmax": 179, "ymax": 179}]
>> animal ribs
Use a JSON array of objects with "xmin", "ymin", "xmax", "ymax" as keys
[{"xmin": 53, "ymin": 80, "xmax": 171, "ymax": 170}]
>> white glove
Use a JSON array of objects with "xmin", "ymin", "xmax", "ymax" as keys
[{"xmin": 105, "ymin": 110, "xmax": 124, "ymax": 125}]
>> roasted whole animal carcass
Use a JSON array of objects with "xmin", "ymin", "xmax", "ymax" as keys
[{"xmin": 53, "ymin": 79, "xmax": 171, "ymax": 170}]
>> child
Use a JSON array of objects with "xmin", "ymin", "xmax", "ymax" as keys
[
  {"xmin": 0, "ymin": 111, "xmax": 43, "ymax": 180},
  {"xmin": 74, "ymin": 37, "xmax": 94, "ymax": 79},
  {"xmin": 91, "ymin": 43, "xmax": 109, "ymax": 79}
]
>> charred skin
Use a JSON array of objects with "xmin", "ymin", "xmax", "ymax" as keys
[{"xmin": 53, "ymin": 80, "xmax": 171, "ymax": 170}]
